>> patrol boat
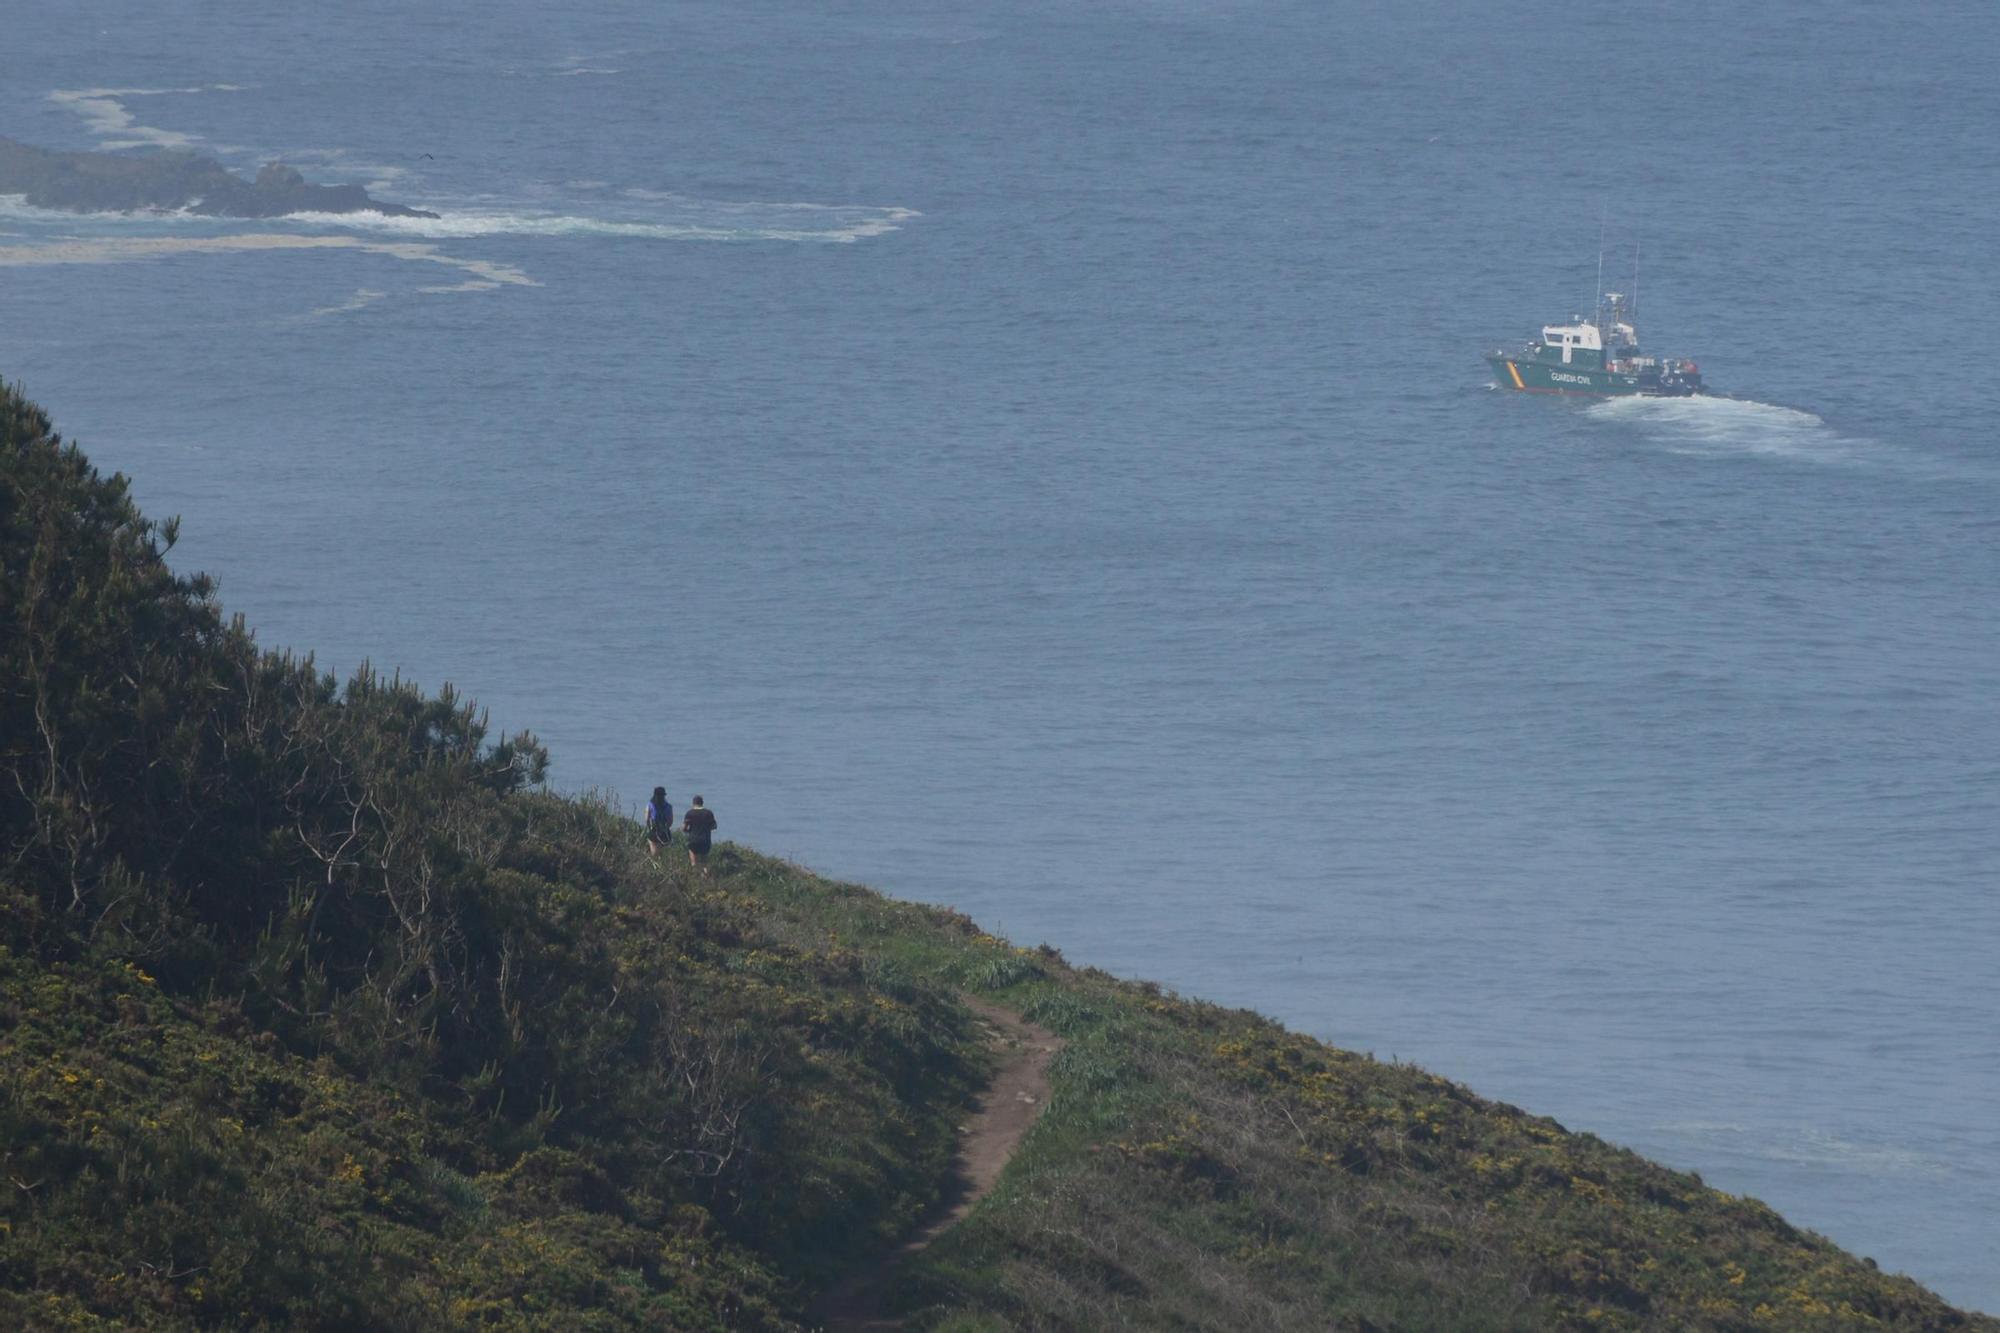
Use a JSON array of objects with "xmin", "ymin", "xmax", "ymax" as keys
[{"xmin": 1486, "ymin": 292, "xmax": 1703, "ymax": 397}]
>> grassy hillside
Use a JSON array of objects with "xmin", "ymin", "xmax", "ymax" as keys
[{"xmin": 2, "ymin": 380, "xmax": 1990, "ymax": 1331}]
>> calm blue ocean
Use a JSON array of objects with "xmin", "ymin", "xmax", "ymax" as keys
[{"xmin": 5, "ymin": 0, "xmax": 1996, "ymax": 1309}]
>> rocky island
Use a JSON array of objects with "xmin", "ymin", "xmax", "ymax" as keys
[{"xmin": 0, "ymin": 136, "xmax": 438, "ymax": 218}]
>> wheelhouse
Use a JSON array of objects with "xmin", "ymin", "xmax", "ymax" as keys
[{"xmin": 1536, "ymin": 320, "xmax": 1605, "ymax": 369}]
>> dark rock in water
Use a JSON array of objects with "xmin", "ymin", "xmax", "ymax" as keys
[{"xmin": 0, "ymin": 136, "xmax": 439, "ymax": 219}]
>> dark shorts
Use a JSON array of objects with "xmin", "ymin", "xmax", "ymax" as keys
[
  {"xmin": 687, "ymin": 837, "xmax": 711, "ymax": 856},
  {"xmin": 648, "ymin": 827, "xmax": 671, "ymax": 845}
]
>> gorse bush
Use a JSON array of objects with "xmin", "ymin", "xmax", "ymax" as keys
[{"xmin": 0, "ymin": 382, "xmax": 981, "ymax": 1329}]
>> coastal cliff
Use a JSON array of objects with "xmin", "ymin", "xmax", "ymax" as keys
[
  {"xmin": 0, "ymin": 137, "xmax": 438, "ymax": 218},
  {"xmin": 1, "ymin": 378, "xmax": 1989, "ymax": 1330}
]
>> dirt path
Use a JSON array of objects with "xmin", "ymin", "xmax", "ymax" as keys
[{"xmin": 811, "ymin": 997, "xmax": 1063, "ymax": 1332}]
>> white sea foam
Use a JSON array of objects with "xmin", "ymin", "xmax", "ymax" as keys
[
  {"xmin": 0, "ymin": 233, "xmax": 537, "ymax": 294},
  {"xmin": 12, "ymin": 104, "xmax": 913, "ymax": 246},
  {"xmin": 505, "ymin": 55, "xmax": 627, "ymax": 79},
  {"xmin": 557, "ymin": 52, "xmax": 625, "ymax": 75},
  {"xmin": 1655, "ymin": 1121, "xmax": 1751, "ymax": 1137},
  {"xmin": 1768, "ymin": 1128, "xmax": 1946, "ymax": 1178},
  {"xmin": 273, "ymin": 148, "xmax": 415, "ymax": 191},
  {"xmin": 0, "ymin": 193, "xmax": 915, "ymax": 246},
  {"xmin": 48, "ymin": 85, "xmax": 246, "ymax": 151},
  {"xmin": 284, "ymin": 200, "xmax": 920, "ymax": 244},
  {"xmin": 872, "ymin": 23, "xmax": 998, "ymax": 44},
  {"xmin": 1586, "ymin": 394, "xmax": 1868, "ymax": 465},
  {"xmin": 0, "ymin": 148, "xmax": 911, "ymax": 317},
  {"xmin": 47, "ymin": 90, "xmax": 417, "ymax": 196},
  {"xmin": 1657, "ymin": 1121, "xmax": 1944, "ymax": 1178},
  {"xmin": 299, "ymin": 287, "xmax": 389, "ymax": 319},
  {"xmin": 0, "ymin": 196, "xmax": 208, "ymax": 227}
]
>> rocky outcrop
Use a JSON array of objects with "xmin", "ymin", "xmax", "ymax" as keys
[{"xmin": 0, "ymin": 137, "xmax": 438, "ymax": 218}]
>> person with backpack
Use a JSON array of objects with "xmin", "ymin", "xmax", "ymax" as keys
[
  {"xmin": 682, "ymin": 795, "xmax": 717, "ymax": 875},
  {"xmin": 644, "ymin": 786, "xmax": 674, "ymax": 859}
]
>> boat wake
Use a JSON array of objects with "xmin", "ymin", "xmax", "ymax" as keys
[{"xmin": 1585, "ymin": 394, "xmax": 1868, "ymax": 466}]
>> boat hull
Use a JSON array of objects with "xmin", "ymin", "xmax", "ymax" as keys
[{"xmin": 1485, "ymin": 354, "xmax": 1700, "ymax": 397}]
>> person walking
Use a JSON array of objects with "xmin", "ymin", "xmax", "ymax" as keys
[
  {"xmin": 644, "ymin": 786, "xmax": 673, "ymax": 859},
  {"xmin": 682, "ymin": 795, "xmax": 717, "ymax": 875}
]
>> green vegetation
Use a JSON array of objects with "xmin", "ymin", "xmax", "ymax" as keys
[{"xmin": 2, "ymin": 378, "xmax": 1990, "ymax": 1331}]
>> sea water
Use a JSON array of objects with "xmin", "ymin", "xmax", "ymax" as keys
[{"xmin": 3, "ymin": 0, "xmax": 1996, "ymax": 1309}]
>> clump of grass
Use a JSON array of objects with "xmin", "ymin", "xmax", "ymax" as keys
[
  {"xmin": 1020, "ymin": 989, "xmax": 1098, "ymax": 1037},
  {"xmin": 864, "ymin": 954, "xmax": 923, "ymax": 1002},
  {"xmin": 966, "ymin": 950, "xmax": 1043, "ymax": 992},
  {"xmin": 417, "ymin": 1156, "xmax": 491, "ymax": 1226},
  {"xmin": 1047, "ymin": 1046, "xmax": 1120, "ymax": 1095}
]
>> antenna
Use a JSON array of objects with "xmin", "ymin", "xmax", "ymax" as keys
[{"xmin": 1594, "ymin": 206, "xmax": 1607, "ymax": 315}]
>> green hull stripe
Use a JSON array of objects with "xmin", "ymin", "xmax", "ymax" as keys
[{"xmin": 1485, "ymin": 356, "xmax": 1647, "ymax": 396}]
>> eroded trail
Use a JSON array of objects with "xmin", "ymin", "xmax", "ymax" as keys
[{"xmin": 813, "ymin": 998, "xmax": 1063, "ymax": 1332}]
